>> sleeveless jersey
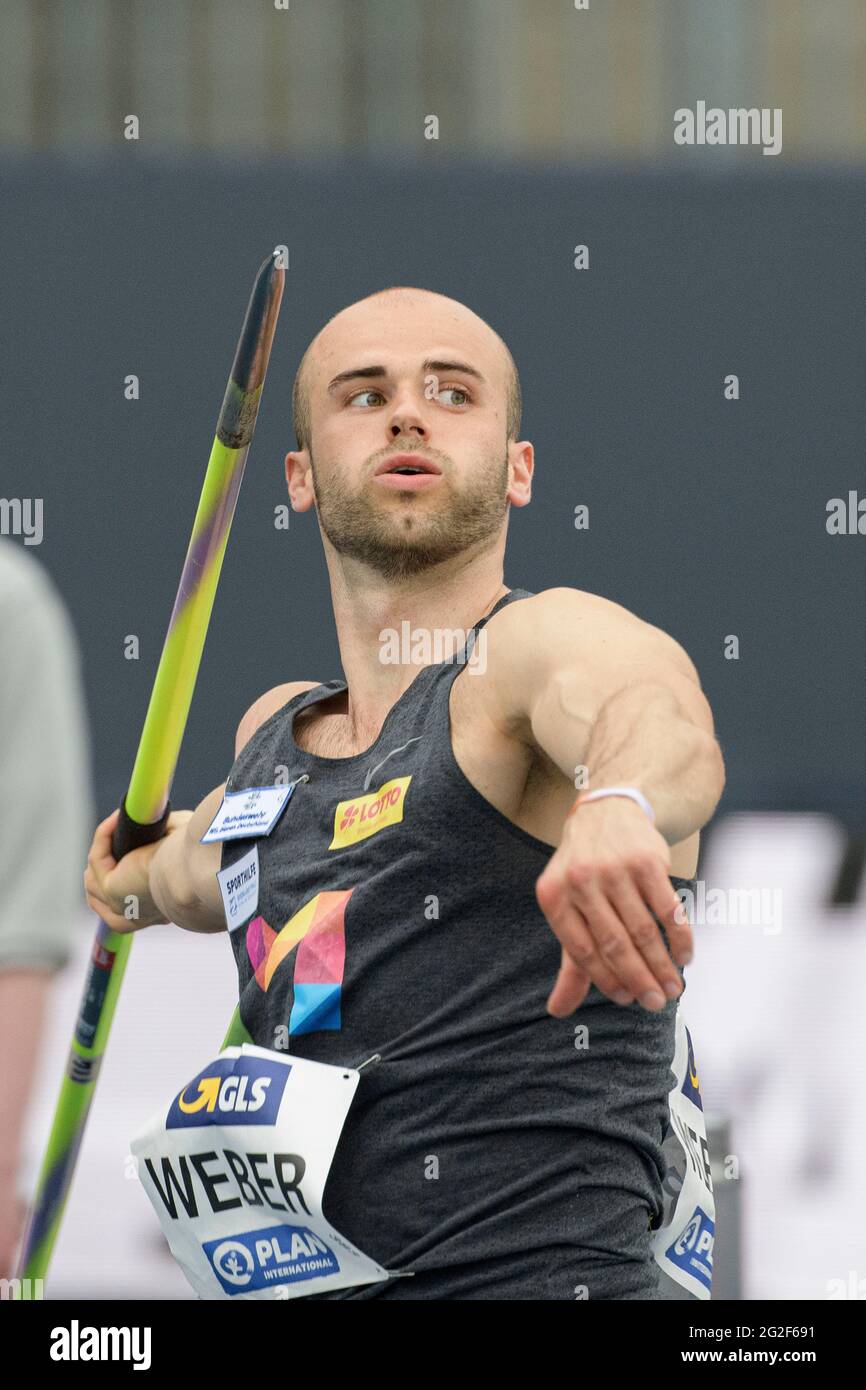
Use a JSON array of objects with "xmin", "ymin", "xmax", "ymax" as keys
[{"xmin": 219, "ymin": 588, "xmax": 699, "ymax": 1300}]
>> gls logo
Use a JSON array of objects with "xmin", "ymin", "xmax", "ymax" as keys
[
  {"xmin": 681, "ymin": 1025, "xmax": 703, "ymax": 1110},
  {"xmin": 166, "ymin": 1055, "xmax": 290, "ymax": 1129}
]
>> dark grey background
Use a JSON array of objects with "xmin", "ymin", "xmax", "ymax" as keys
[{"xmin": 2, "ymin": 154, "xmax": 862, "ymax": 825}]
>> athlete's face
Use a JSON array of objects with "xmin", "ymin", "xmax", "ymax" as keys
[{"xmin": 285, "ymin": 294, "xmax": 532, "ymax": 580}]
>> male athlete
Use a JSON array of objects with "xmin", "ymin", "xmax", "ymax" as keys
[{"xmin": 85, "ymin": 286, "xmax": 725, "ymax": 1300}]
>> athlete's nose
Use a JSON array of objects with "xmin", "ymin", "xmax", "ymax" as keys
[
  {"xmin": 387, "ymin": 391, "xmax": 428, "ymax": 440},
  {"xmin": 390, "ymin": 420, "xmax": 426, "ymax": 439}
]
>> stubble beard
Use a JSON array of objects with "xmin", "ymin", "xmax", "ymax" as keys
[{"xmin": 310, "ymin": 445, "xmax": 510, "ymax": 581}]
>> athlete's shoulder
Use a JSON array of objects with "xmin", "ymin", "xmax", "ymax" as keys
[
  {"xmin": 235, "ymin": 681, "xmax": 322, "ymax": 757},
  {"xmin": 491, "ymin": 586, "xmax": 699, "ymax": 680},
  {"xmin": 492, "ymin": 586, "xmax": 644, "ymax": 642}
]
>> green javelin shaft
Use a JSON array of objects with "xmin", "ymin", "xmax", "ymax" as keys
[{"xmin": 16, "ymin": 252, "xmax": 285, "ymax": 1290}]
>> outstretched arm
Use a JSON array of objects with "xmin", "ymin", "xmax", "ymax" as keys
[{"xmin": 485, "ymin": 589, "xmax": 725, "ymax": 1014}]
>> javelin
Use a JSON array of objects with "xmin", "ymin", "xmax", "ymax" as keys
[{"xmin": 15, "ymin": 251, "xmax": 285, "ymax": 1290}]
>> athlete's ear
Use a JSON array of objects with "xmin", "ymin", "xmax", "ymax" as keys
[
  {"xmin": 507, "ymin": 441, "xmax": 533, "ymax": 507},
  {"xmin": 285, "ymin": 449, "xmax": 316, "ymax": 511}
]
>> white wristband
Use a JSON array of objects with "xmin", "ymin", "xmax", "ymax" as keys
[{"xmin": 571, "ymin": 786, "xmax": 656, "ymax": 824}]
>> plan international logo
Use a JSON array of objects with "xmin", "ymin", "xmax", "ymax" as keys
[{"xmin": 674, "ymin": 102, "xmax": 782, "ymax": 156}]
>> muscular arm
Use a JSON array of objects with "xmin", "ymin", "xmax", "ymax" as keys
[
  {"xmin": 148, "ymin": 784, "xmax": 226, "ymax": 933},
  {"xmin": 486, "ymin": 588, "xmax": 725, "ymax": 844},
  {"xmin": 481, "ymin": 589, "xmax": 725, "ymax": 1014},
  {"xmin": 147, "ymin": 680, "xmax": 321, "ymax": 934}
]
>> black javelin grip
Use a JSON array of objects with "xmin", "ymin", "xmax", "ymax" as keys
[{"xmin": 111, "ymin": 795, "xmax": 172, "ymax": 862}]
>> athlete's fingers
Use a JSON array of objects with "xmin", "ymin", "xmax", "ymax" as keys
[
  {"xmin": 568, "ymin": 875, "xmax": 668, "ymax": 1008},
  {"xmin": 82, "ymin": 878, "xmax": 143, "ymax": 934},
  {"xmin": 536, "ymin": 870, "xmax": 594, "ymax": 960},
  {"xmin": 605, "ymin": 872, "xmax": 683, "ymax": 1001},
  {"xmin": 87, "ymin": 807, "xmax": 122, "ymax": 880},
  {"xmin": 84, "ymin": 854, "xmax": 168, "ymax": 932},
  {"xmin": 563, "ymin": 919, "xmax": 639, "ymax": 1003},
  {"xmin": 83, "ymin": 865, "xmax": 113, "ymax": 913},
  {"xmin": 546, "ymin": 945, "xmax": 592, "ymax": 1016},
  {"xmin": 547, "ymin": 941, "xmax": 634, "ymax": 1015},
  {"xmin": 537, "ymin": 878, "xmax": 637, "ymax": 1009},
  {"xmin": 634, "ymin": 860, "xmax": 694, "ymax": 967}
]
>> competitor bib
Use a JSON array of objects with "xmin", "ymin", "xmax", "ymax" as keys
[
  {"xmin": 201, "ymin": 783, "xmax": 300, "ymax": 844},
  {"xmin": 651, "ymin": 1005, "xmax": 716, "ymax": 1299},
  {"xmin": 130, "ymin": 1045, "xmax": 409, "ymax": 1300}
]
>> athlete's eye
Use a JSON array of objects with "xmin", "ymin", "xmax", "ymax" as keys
[
  {"xmin": 347, "ymin": 388, "xmax": 387, "ymax": 408},
  {"xmin": 437, "ymin": 385, "xmax": 471, "ymax": 407}
]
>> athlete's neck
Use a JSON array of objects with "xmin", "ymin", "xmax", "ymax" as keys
[{"xmin": 323, "ymin": 552, "xmax": 509, "ymax": 743}]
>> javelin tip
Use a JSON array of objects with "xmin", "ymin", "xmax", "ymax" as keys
[{"xmin": 217, "ymin": 251, "xmax": 286, "ymax": 448}]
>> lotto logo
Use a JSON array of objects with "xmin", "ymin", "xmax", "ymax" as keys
[
  {"xmin": 329, "ymin": 777, "xmax": 411, "ymax": 849},
  {"xmin": 166, "ymin": 1055, "xmax": 290, "ymax": 1129}
]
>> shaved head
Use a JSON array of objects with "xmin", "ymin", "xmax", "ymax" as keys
[
  {"xmin": 285, "ymin": 285, "xmax": 532, "ymax": 582},
  {"xmin": 292, "ymin": 286, "xmax": 522, "ymax": 452}
]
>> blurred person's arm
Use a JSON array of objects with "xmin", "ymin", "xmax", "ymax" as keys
[
  {"xmin": 0, "ymin": 970, "xmax": 52, "ymax": 1277},
  {"xmin": 0, "ymin": 543, "xmax": 94, "ymax": 1276}
]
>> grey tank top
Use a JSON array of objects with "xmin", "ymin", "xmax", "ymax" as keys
[{"xmin": 219, "ymin": 587, "xmax": 698, "ymax": 1300}]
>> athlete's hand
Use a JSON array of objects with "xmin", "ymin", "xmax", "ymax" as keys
[
  {"xmin": 535, "ymin": 798, "xmax": 692, "ymax": 1014},
  {"xmin": 83, "ymin": 807, "xmax": 193, "ymax": 933}
]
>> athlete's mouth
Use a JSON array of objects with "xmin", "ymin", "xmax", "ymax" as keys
[{"xmin": 373, "ymin": 454, "xmax": 442, "ymax": 477}]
